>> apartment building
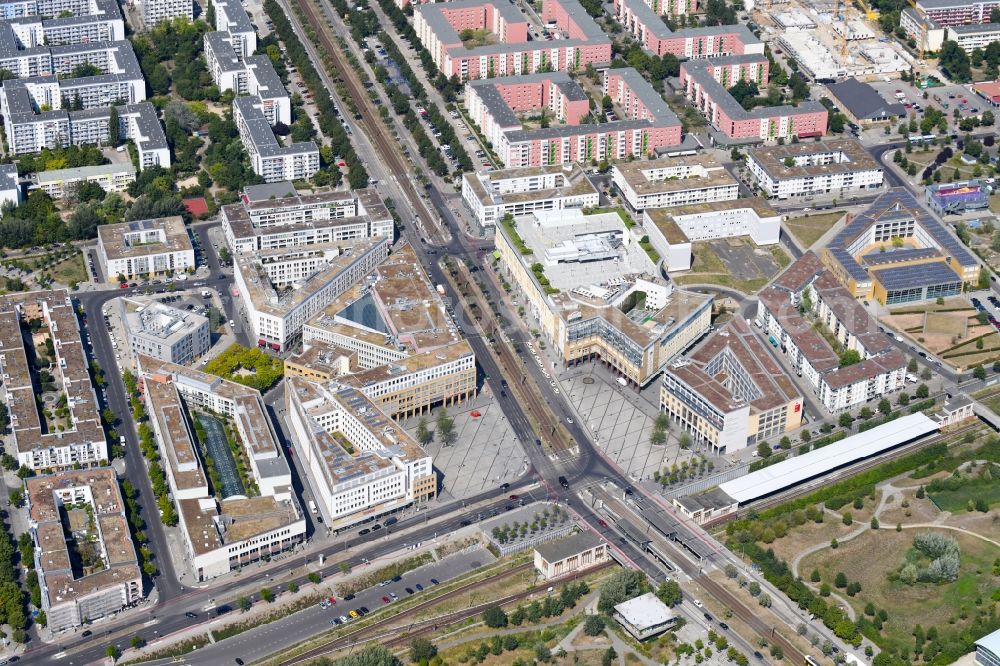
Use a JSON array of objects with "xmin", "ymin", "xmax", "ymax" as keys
[
  {"xmin": 461, "ymin": 163, "xmax": 599, "ymax": 227},
  {"xmin": 118, "ymin": 298, "xmax": 210, "ymax": 365},
  {"xmin": 643, "ymin": 199, "xmax": 782, "ymax": 271},
  {"xmin": 746, "ymin": 138, "xmax": 884, "ymax": 199},
  {"xmin": 33, "ymin": 162, "xmax": 135, "ymax": 199},
  {"xmin": 25, "ymin": 469, "xmax": 142, "ymax": 633},
  {"xmin": 679, "ymin": 55, "xmax": 828, "ymax": 142},
  {"xmin": 614, "ymin": 0, "xmax": 763, "ymax": 58},
  {"xmin": 466, "ymin": 68, "xmax": 682, "ymax": 167},
  {"xmin": 757, "ymin": 251, "xmax": 907, "ymax": 412},
  {"xmin": 612, "ymin": 154, "xmax": 739, "ymax": 211},
  {"xmin": 660, "ymin": 318, "xmax": 802, "ymax": 454},
  {"xmin": 0, "ymin": 0, "xmax": 123, "ymax": 51},
  {"xmin": 221, "ymin": 184, "xmax": 394, "ymax": 254},
  {"xmin": 140, "ymin": 360, "xmax": 305, "ymax": 580},
  {"xmin": 139, "ymin": 0, "xmax": 192, "ymax": 27},
  {"xmin": 213, "ymin": 0, "xmax": 257, "ymax": 57},
  {"xmin": 286, "ymin": 378, "xmax": 436, "ymax": 530},
  {"xmin": 0, "ymin": 290, "xmax": 108, "ymax": 470},
  {"xmin": 233, "ymin": 95, "xmax": 319, "ymax": 183},
  {"xmin": 913, "ymin": 0, "xmax": 1000, "ymax": 26},
  {"xmin": 0, "ymin": 163, "xmax": 20, "ymax": 207},
  {"xmin": 97, "ymin": 216, "xmax": 195, "ymax": 282},
  {"xmin": 495, "ymin": 208, "xmax": 712, "ymax": 386},
  {"xmin": 234, "ymin": 236, "xmax": 391, "ymax": 351},
  {"xmin": 821, "ymin": 188, "xmax": 979, "ymax": 303},
  {"xmin": 414, "ymin": 0, "xmax": 611, "ymax": 81}
]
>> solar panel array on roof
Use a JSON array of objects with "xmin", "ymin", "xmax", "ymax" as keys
[
  {"xmin": 827, "ymin": 247, "xmax": 869, "ymax": 281},
  {"xmin": 873, "ymin": 262, "xmax": 964, "ymax": 291}
]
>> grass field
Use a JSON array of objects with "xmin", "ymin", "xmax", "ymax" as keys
[
  {"xmin": 800, "ymin": 529, "xmax": 1000, "ymax": 653},
  {"xmin": 783, "ymin": 211, "xmax": 845, "ymax": 249},
  {"xmin": 991, "ymin": 194, "xmax": 1000, "ymax": 214},
  {"xmin": 927, "ymin": 463, "xmax": 1000, "ymax": 512},
  {"xmin": 673, "ymin": 241, "xmax": 780, "ymax": 294},
  {"xmin": 48, "ymin": 252, "xmax": 88, "ymax": 286}
]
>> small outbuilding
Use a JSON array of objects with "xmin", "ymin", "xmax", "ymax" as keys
[{"xmin": 614, "ymin": 592, "xmax": 676, "ymax": 641}]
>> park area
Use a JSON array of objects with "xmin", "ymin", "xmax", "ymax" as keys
[
  {"xmin": 720, "ymin": 426, "xmax": 1000, "ymax": 663},
  {"xmin": 881, "ymin": 298, "xmax": 1000, "ymax": 370},
  {"xmin": 203, "ymin": 343, "xmax": 284, "ymax": 391},
  {"xmin": 783, "ymin": 211, "xmax": 845, "ymax": 250},
  {"xmin": 673, "ymin": 237, "xmax": 789, "ymax": 294}
]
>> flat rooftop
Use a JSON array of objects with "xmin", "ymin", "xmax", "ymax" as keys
[
  {"xmin": 748, "ymin": 137, "xmax": 880, "ymax": 180},
  {"xmin": 513, "ymin": 210, "xmax": 656, "ymax": 290},
  {"xmin": 534, "ymin": 530, "xmax": 604, "ymax": 562},
  {"xmin": 613, "ymin": 154, "xmax": 738, "ymax": 195},
  {"xmin": 286, "ymin": 377, "xmax": 428, "ymax": 492},
  {"xmin": 236, "ymin": 237, "xmax": 388, "ymax": 319},
  {"xmin": 121, "ymin": 298, "xmax": 207, "ymax": 344},
  {"xmin": 26, "ymin": 468, "xmax": 140, "ymax": 609},
  {"xmin": 463, "ymin": 163, "xmax": 597, "ymax": 207},
  {"xmin": 97, "ymin": 216, "xmax": 192, "ymax": 261},
  {"xmin": 339, "ymin": 340, "xmax": 474, "ymax": 389},
  {"xmin": 0, "ymin": 289, "xmax": 104, "ymax": 457}
]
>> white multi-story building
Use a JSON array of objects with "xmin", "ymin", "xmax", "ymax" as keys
[
  {"xmin": 97, "ymin": 216, "xmax": 195, "ymax": 281},
  {"xmin": 461, "ymin": 164, "xmax": 599, "ymax": 228},
  {"xmin": 747, "ymin": 138, "xmax": 884, "ymax": 200},
  {"xmin": 757, "ymin": 251, "xmax": 907, "ymax": 412},
  {"xmin": 643, "ymin": 199, "xmax": 782, "ymax": 272},
  {"xmin": 25, "ymin": 469, "xmax": 142, "ymax": 633},
  {"xmin": 234, "ymin": 236, "xmax": 390, "ymax": 351},
  {"xmin": 119, "ymin": 298, "xmax": 210, "ymax": 365},
  {"xmin": 213, "ymin": 0, "xmax": 256, "ymax": 57},
  {"xmin": 139, "ymin": 0, "xmax": 192, "ymax": 27},
  {"xmin": 0, "ymin": 0, "xmax": 124, "ymax": 50},
  {"xmin": 233, "ymin": 95, "xmax": 319, "ymax": 183},
  {"xmin": 612, "ymin": 155, "xmax": 740, "ymax": 212},
  {"xmin": 0, "ymin": 290, "xmax": 108, "ymax": 470},
  {"xmin": 222, "ymin": 184, "xmax": 393, "ymax": 253},
  {"xmin": 33, "ymin": 162, "xmax": 135, "ymax": 199},
  {"xmin": 140, "ymin": 359, "xmax": 305, "ymax": 580},
  {"xmin": 286, "ymin": 377, "xmax": 437, "ymax": 530},
  {"xmin": 0, "ymin": 163, "xmax": 20, "ymax": 207}
]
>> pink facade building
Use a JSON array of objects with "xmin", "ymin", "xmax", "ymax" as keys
[
  {"xmin": 466, "ymin": 69, "xmax": 682, "ymax": 167},
  {"xmin": 679, "ymin": 55, "xmax": 828, "ymax": 142},
  {"xmin": 913, "ymin": 0, "xmax": 1000, "ymax": 27},
  {"xmin": 414, "ymin": 0, "xmax": 611, "ymax": 81},
  {"xmin": 614, "ymin": 0, "xmax": 764, "ymax": 58}
]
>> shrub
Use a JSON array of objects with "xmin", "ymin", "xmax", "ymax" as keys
[
  {"xmin": 482, "ymin": 606, "xmax": 508, "ymax": 628},
  {"xmin": 584, "ymin": 615, "xmax": 606, "ymax": 636}
]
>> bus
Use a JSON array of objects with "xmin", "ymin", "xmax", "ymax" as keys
[{"xmin": 908, "ymin": 134, "xmax": 938, "ymax": 145}]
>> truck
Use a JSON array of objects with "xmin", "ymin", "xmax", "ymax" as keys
[
  {"xmin": 309, "ymin": 500, "xmax": 318, "ymax": 515},
  {"xmin": 436, "ymin": 284, "xmax": 445, "ymax": 296},
  {"xmin": 906, "ymin": 373, "xmax": 919, "ymax": 383}
]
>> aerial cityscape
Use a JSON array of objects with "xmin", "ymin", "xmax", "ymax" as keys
[{"xmin": 0, "ymin": 0, "xmax": 999, "ymax": 663}]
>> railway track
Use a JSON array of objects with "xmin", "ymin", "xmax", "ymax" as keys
[
  {"xmin": 697, "ymin": 574, "xmax": 805, "ymax": 665},
  {"xmin": 290, "ymin": 0, "xmax": 441, "ymax": 241},
  {"xmin": 445, "ymin": 258, "xmax": 574, "ymax": 454},
  {"xmin": 278, "ymin": 561, "xmax": 613, "ymax": 665}
]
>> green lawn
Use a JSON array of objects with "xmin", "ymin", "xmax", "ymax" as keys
[
  {"xmin": 801, "ymin": 529, "xmax": 1000, "ymax": 654},
  {"xmin": 927, "ymin": 462, "xmax": 1000, "ymax": 512},
  {"xmin": 48, "ymin": 252, "xmax": 88, "ymax": 287},
  {"xmin": 783, "ymin": 211, "xmax": 845, "ymax": 249}
]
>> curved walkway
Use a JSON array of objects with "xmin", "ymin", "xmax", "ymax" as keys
[{"xmin": 898, "ymin": 523, "xmax": 1000, "ymax": 548}]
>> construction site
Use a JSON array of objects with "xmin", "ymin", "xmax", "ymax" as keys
[{"xmin": 750, "ymin": 0, "xmax": 917, "ymax": 82}]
